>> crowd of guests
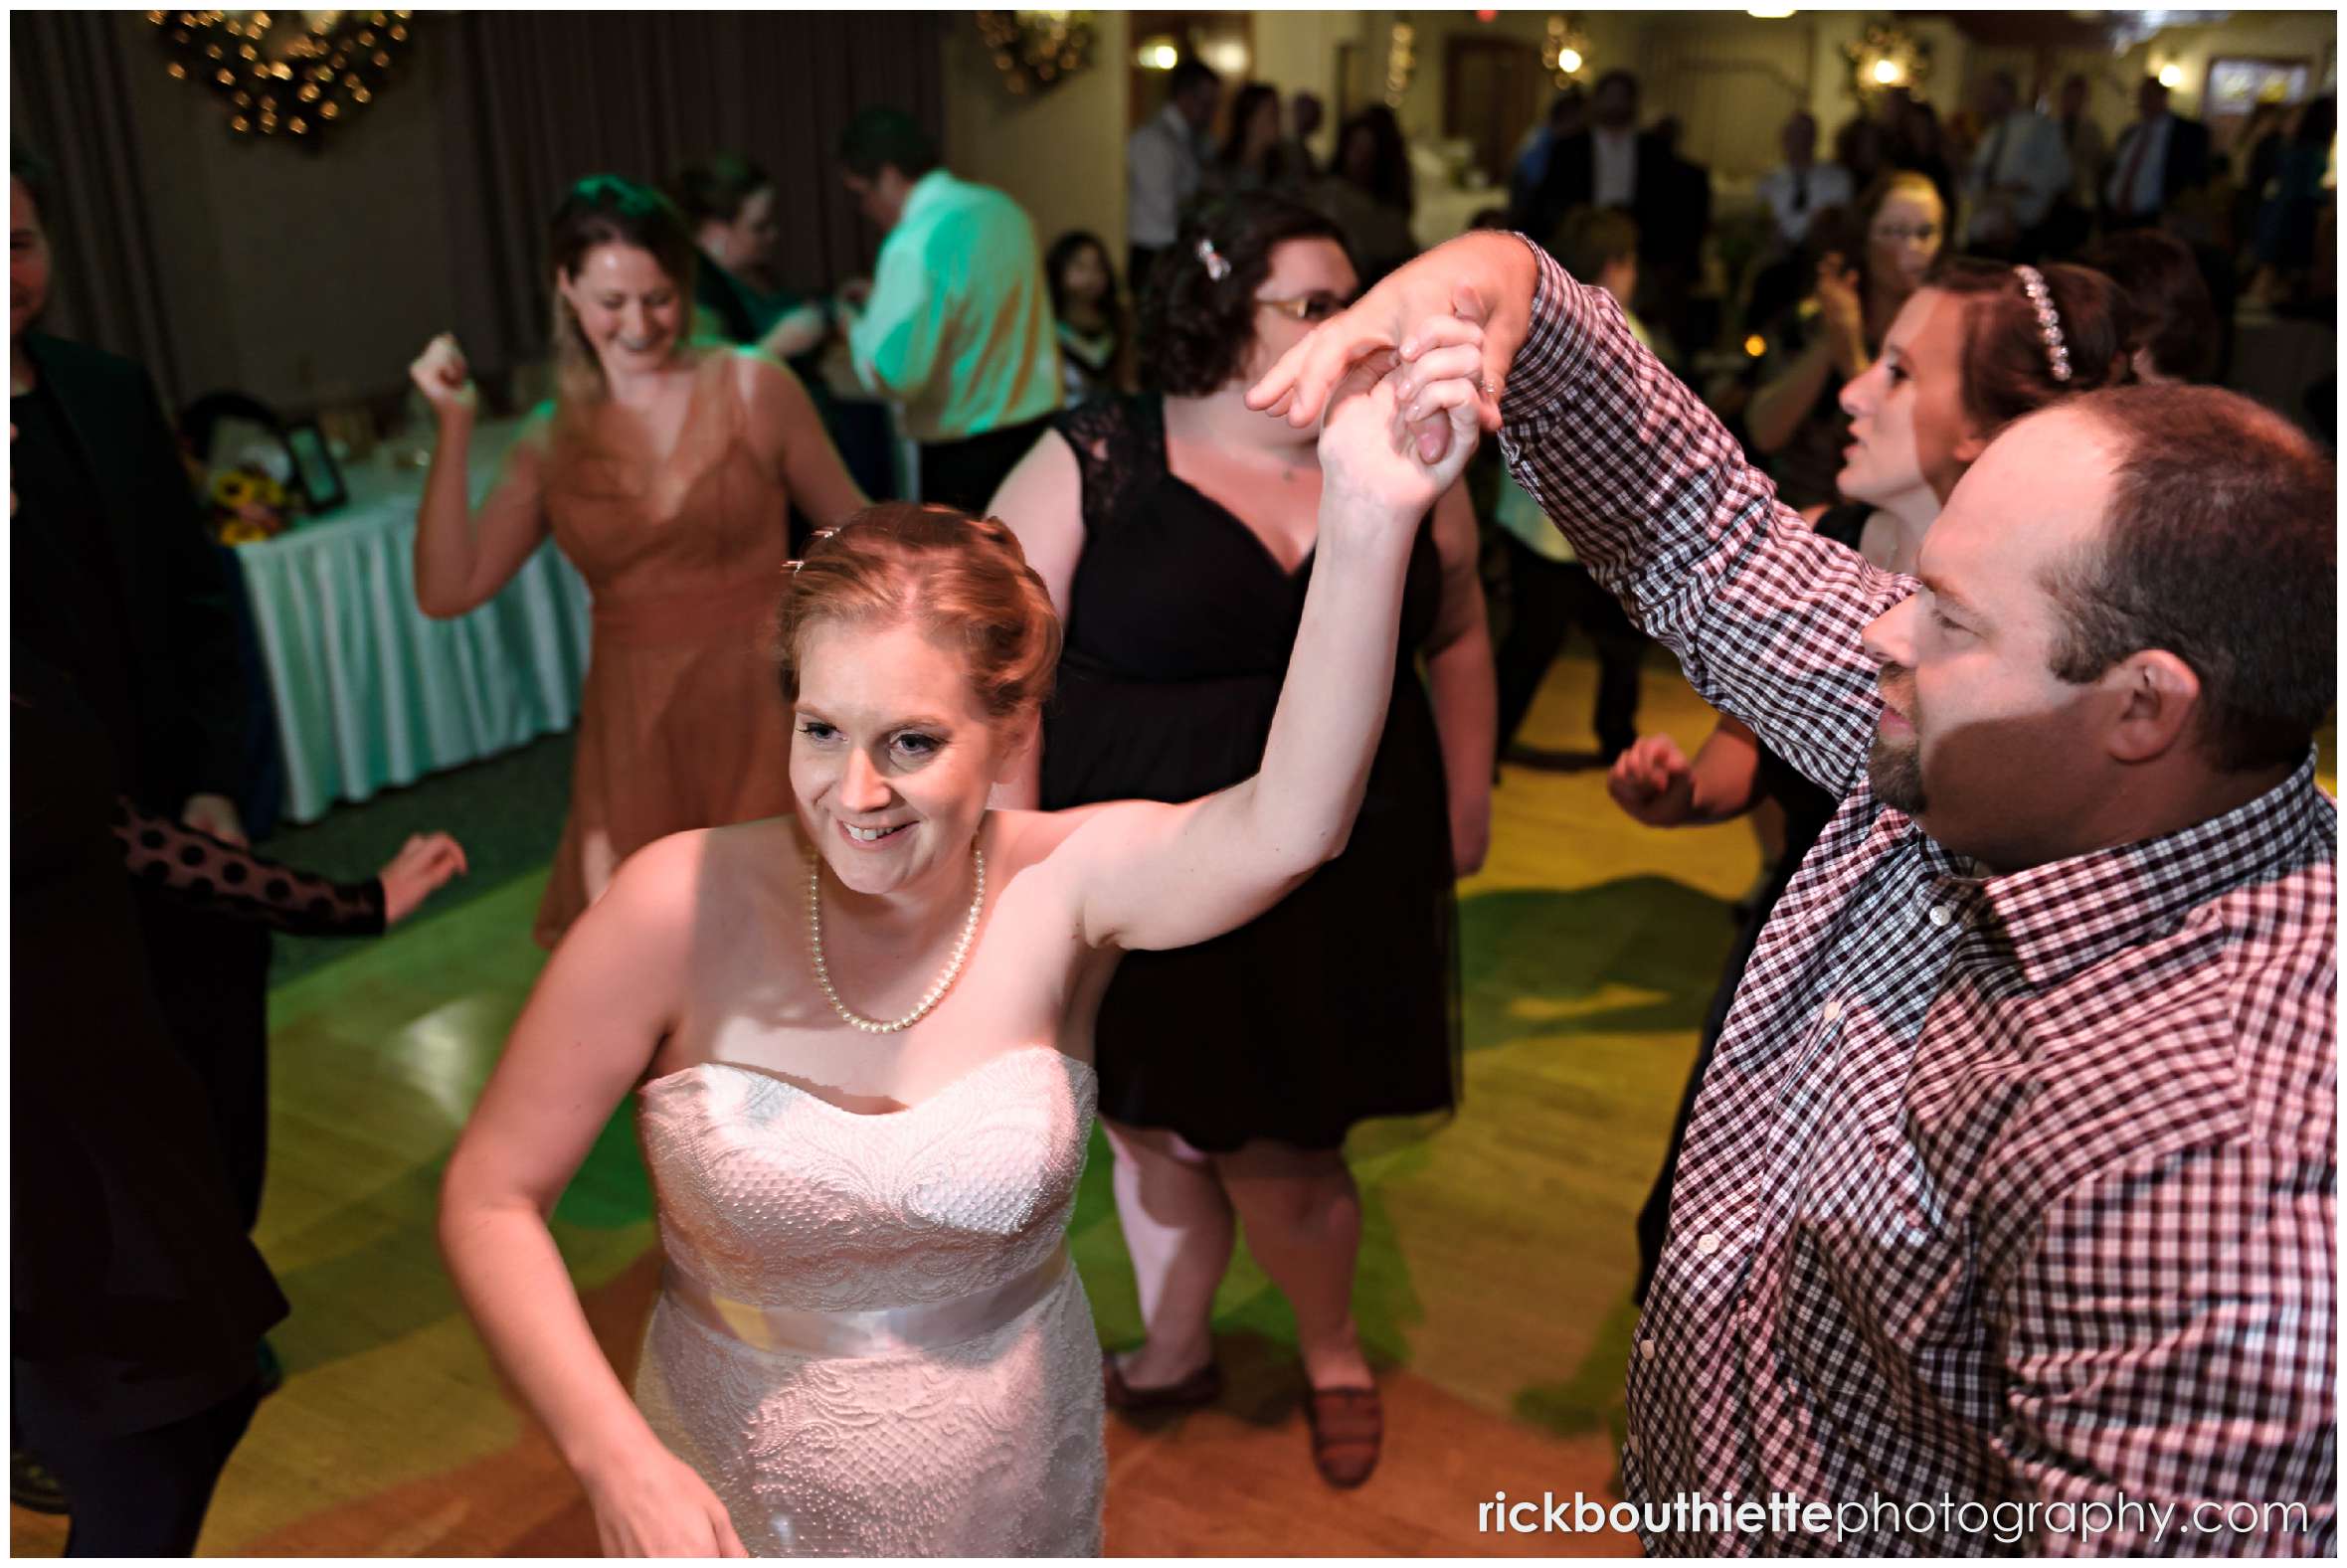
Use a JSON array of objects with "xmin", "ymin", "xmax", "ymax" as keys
[{"xmin": 9, "ymin": 51, "xmax": 2336, "ymax": 1559}]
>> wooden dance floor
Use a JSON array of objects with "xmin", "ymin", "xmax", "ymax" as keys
[{"xmin": 20, "ymin": 653, "xmax": 2129, "ymax": 1557}]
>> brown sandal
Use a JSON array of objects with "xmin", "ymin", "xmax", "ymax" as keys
[
  {"xmin": 1306, "ymin": 1384, "xmax": 1382, "ymax": 1487},
  {"xmin": 1101, "ymin": 1348, "xmax": 1222, "ymax": 1411}
]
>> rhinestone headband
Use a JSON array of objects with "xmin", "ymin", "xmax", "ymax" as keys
[
  {"xmin": 2012, "ymin": 264, "xmax": 2072, "ymax": 384},
  {"xmin": 1196, "ymin": 236, "xmax": 1231, "ymax": 281}
]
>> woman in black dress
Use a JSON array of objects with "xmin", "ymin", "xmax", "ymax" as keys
[{"xmin": 990, "ymin": 193, "xmax": 1493, "ymax": 1488}]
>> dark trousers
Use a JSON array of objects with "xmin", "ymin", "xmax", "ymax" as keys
[
  {"xmin": 134, "ymin": 893, "xmax": 272, "ymax": 1231},
  {"xmin": 1493, "ymin": 534, "xmax": 1644, "ymax": 761},
  {"xmin": 918, "ymin": 415, "xmax": 1055, "ymax": 516},
  {"xmin": 17, "ymin": 1377, "xmax": 261, "ymax": 1556},
  {"xmin": 1128, "ymin": 245, "xmax": 1166, "ymax": 303}
]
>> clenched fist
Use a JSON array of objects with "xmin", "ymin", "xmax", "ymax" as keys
[{"xmin": 410, "ymin": 332, "xmax": 479, "ymax": 422}]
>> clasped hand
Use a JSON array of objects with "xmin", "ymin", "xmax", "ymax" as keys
[{"xmin": 1310, "ymin": 324, "xmax": 1489, "ymax": 528}]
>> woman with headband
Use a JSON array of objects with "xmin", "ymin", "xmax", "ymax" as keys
[{"xmin": 1609, "ymin": 258, "xmax": 2136, "ymax": 1298}]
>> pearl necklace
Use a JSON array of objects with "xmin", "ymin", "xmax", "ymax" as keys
[{"xmin": 808, "ymin": 840, "xmax": 985, "ymax": 1034}]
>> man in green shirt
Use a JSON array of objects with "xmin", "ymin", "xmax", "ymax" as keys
[{"xmin": 836, "ymin": 109, "xmax": 1062, "ymax": 513}]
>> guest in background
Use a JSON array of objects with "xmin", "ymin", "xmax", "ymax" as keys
[
  {"xmin": 1492, "ymin": 207, "xmax": 1649, "ymax": 766},
  {"xmin": 1834, "ymin": 111, "xmax": 1891, "ymax": 194},
  {"xmin": 1644, "ymin": 114, "xmax": 1714, "ymax": 350},
  {"xmin": 1960, "ymin": 71, "xmax": 2071, "ymax": 258},
  {"xmin": 13, "ymin": 650, "xmax": 285, "ymax": 1557},
  {"xmin": 1045, "ymin": 230, "xmax": 1131, "ymax": 406},
  {"xmin": 1609, "ymin": 256, "xmax": 2134, "ymax": 1301},
  {"xmin": 8, "ymin": 152, "xmax": 281, "ymax": 1304},
  {"xmin": 835, "ymin": 108, "xmax": 1062, "ymax": 512},
  {"xmin": 991, "ymin": 192, "xmax": 1492, "ymax": 1489},
  {"xmin": 2051, "ymin": 73, "xmax": 2108, "ymax": 250},
  {"xmin": 1317, "ymin": 105, "xmax": 1418, "ymax": 286},
  {"xmin": 669, "ymin": 152, "xmax": 861, "ymax": 543},
  {"xmin": 13, "ymin": 626, "xmax": 467, "ymax": 1548},
  {"xmin": 1755, "ymin": 111, "xmax": 1854, "ymax": 255},
  {"xmin": 2084, "ymin": 227, "xmax": 2220, "ymax": 383},
  {"xmin": 1128, "ymin": 59, "xmax": 1222, "ymax": 287},
  {"xmin": 1208, "ymin": 82, "xmax": 1291, "ymax": 196},
  {"xmin": 2237, "ymin": 99, "xmax": 2291, "ymax": 248},
  {"xmin": 1518, "ymin": 70, "xmax": 1670, "ymax": 261},
  {"xmin": 1282, "ymin": 89, "xmax": 1326, "ymax": 182},
  {"xmin": 1745, "ymin": 171, "xmax": 1945, "ymax": 510},
  {"xmin": 665, "ymin": 153, "xmax": 828, "ymax": 364},
  {"xmin": 1887, "ymin": 93, "xmax": 1959, "ymax": 235},
  {"xmin": 2251, "ymin": 95, "xmax": 2334, "ymax": 304},
  {"xmin": 1509, "ymin": 87, "xmax": 1588, "ymax": 221},
  {"xmin": 408, "ymin": 175, "xmax": 866, "ymax": 948},
  {"xmin": 2103, "ymin": 77, "xmax": 2212, "ymax": 233}
]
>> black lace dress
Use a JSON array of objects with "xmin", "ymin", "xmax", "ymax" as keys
[{"xmin": 1039, "ymin": 394, "xmax": 1461, "ymax": 1151}]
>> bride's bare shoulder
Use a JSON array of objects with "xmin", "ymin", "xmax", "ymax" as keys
[{"xmin": 603, "ymin": 818, "xmax": 804, "ymax": 929}]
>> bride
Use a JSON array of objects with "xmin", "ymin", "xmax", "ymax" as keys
[{"xmin": 436, "ymin": 333, "xmax": 1487, "ymax": 1556}]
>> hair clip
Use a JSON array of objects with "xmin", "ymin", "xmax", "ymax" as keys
[
  {"xmin": 2012, "ymin": 264, "xmax": 2072, "ymax": 384},
  {"xmin": 787, "ymin": 526, "xmax": 843, "ymax": 577},
  {"xmin": 1195, "ymin": 237, "xmax": 1231, "ymax": 282}
]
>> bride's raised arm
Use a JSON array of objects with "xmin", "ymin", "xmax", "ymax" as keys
[{"xmin": 1042, "ymin": 330, "xmax": 1485, "ymax": 953}]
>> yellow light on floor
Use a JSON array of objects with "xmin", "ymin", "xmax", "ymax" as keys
[{"xmin": 1744, "ymin": 334, "xmax": 1767, "ymax": 357}]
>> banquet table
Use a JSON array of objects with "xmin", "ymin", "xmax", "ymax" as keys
[{"xmin": 234, "ymin": 420, "xmax": 593, "ymax": 824}]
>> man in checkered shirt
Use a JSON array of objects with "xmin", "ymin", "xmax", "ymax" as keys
[{"xmin": 1253, "ymin": 233, "xmax": 2335, "ymax": 1556}]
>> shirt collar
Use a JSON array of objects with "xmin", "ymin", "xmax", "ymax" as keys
[
  {"xmin": 898, "ymin": 167, "xmax": 955, "ymax": 227},
  {"xmin": 1911, "ymin": 753, "xmax": 2334, "ymax": 986}
]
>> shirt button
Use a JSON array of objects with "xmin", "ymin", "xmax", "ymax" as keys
[
  {"xmin": 1694, "ymin": 1232, "xmax": 1721, "ymax": 1256},
  {"xmin": 1639, "ymin": 1336, "xmax": 1658, "ymax": 1361},
  {"xmin": 1820, "ymin": 998, "xmax": 1844, "ymax": 1024},
  {"xmin": 1929, "ymin": 903, "xmax": 1956, "ymax": 928}
]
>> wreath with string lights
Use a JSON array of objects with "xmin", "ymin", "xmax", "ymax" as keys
[
  {"xmin": 149, "ymin": 9, "xmax": 415, "ymax": 143},
  {"xmin": 973, "ymin": 12, "xmax": 1093, "ymax": 97}
]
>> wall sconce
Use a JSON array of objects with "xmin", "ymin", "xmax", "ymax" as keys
[
  {"xmin": 2158, "ymin": 61, "xmax": 2186, "ymax": 89},
  {"xmin": 1135, "ymin": 35, "xmax": 1177, "ymax": 71},
  {"xmin": 1746, "ymin": 6, "xmax": 1798, "ymax": 18},
  {"xmin": 1844, "ymin": 21, "xmax": 1930, "ymax": 103}
]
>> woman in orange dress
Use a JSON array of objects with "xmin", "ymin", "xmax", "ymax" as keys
[{"xmin": 410, "ymin": 176, "xmax": 866, "ymax": 946}]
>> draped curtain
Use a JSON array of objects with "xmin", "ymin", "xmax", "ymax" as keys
[
  {"xmin": 10, "ymin": 10, "xmax": 188, "ymax": 401},
  {"xmin": 439, "ymin": 10, "xmax": 946, "ymax": 376}
]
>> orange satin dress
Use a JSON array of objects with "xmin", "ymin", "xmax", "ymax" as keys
[{"xmin": 534, "ymin": 350, "xmax": 797, "ymax": 947}]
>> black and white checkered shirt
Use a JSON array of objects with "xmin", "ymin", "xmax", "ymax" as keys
[{"xmin": 1498, "ymin": 244, "xmax": 2336, "ymax": 1556}]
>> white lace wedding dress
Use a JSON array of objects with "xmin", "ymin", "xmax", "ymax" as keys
[{"xmin": 632, "ymin": 1045, "xmax": 1105, "ymax": 1556}]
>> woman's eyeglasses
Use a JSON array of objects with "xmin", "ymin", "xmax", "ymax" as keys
[
  {"xmin": 1255, "ymin": 290, "xmax": 1354, "ymax": 323},
  {"xmin": 1871, "ymin": 223, "xmax": 1940, "ymax": 246}
]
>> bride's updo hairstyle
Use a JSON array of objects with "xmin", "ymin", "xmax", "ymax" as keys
[{"xmin": 777, "ymin": 502, "xmax": 1062, "ymax": 724}]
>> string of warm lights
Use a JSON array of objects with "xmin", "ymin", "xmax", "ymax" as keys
[
  {"xmin": 974, "ymin": 11, "xmax": 1093, "ymax": 97},
  {"xmin": 150, "ymin": 9, "xmax": 413, "ymax": 142},
  {"xmin": 1384, "ymin": 20, "xmax": 1416, "ymax": 107}
]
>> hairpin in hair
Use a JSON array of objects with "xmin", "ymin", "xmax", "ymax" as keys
[
  {"xmin": 1195, "ymin": 237, "xmax": 1231, "ymax": 282},
  {"xmin": 788, "ymin": 526, "xmax": 842, "ymax": 576},
  {"xmin": 2012, "ymin": 264, "xmax": 2072, "ymax": 384}
]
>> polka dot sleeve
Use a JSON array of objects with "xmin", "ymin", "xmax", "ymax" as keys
[{"xmin": 111, "ymin": 798, "xmax": 388, "ymax": 937}]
